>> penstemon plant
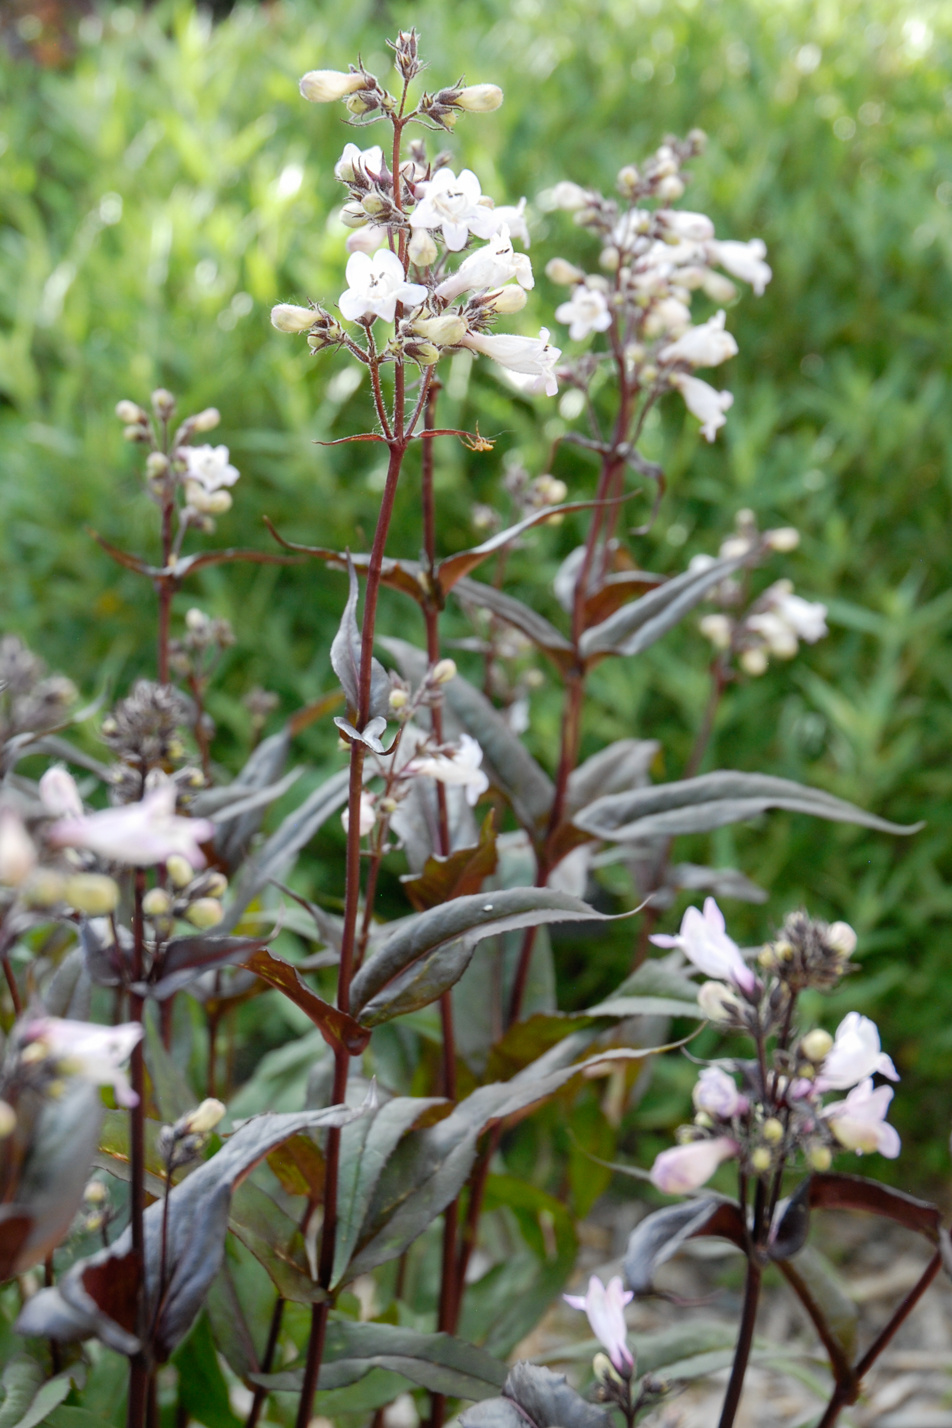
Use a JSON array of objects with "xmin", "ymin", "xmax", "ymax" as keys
[{"xmin": 0, "ymin": 27, "xmax": 948, "ymax": 1428}]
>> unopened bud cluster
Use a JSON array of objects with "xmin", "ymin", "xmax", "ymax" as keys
[{"xmin": 114, "ymin": 386, "xmax": 238, "ymax": 532}]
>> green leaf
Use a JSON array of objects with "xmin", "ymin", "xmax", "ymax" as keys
[
  {"xmin": 0, "ymin": 1358, "xmax": 62, "ymax": 1428},
  {"xmin": 143, "ymin": 1006, "xmax": 195, "ymax": 1122},
  {"xmin": 228, "ymin": 1180, "xmax": 322, "ymax": 1304},
  {"xmin": 173, "ymin": 1313, "xmax": 243, "ymax": 1428}
]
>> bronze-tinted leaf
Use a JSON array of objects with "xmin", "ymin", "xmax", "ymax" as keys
[
  {"xmin": 400, "ymin": 811, "xmax": 498, "ymax": 911},
  {"xmin": 246, "ymin": 948, "xmax": 370, "ymax": 1055}
]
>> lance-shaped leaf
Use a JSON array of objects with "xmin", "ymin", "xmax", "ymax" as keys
[
  {"xmin": 401, "ymin": 811, "xmax": 498, "ymax": 912},
  {"xmin": 460, "ymin": 1363, "xmax": 611, "ymax": 1428},
  {"xmin": 15, "ymin": 1101, "xmax": 371, "ymax": 1360},
  {"xmin": 331, "ymin": 554, "xmax": 391, "ymax": 720},
  {"xmin": 0, "ymin": 1357, "xmax": 77, "ymax": 1428},
  {"xmin": 227, "ymin": 1180, "xmax": 323, "ymax": 1304},
  {"xmin": 357, "ymin": 937, "xmax": 479, "ymax": 1027},
  {"xmin": 349, "ymin": 888, "xmax": 631, "ymax": 1018},
  {"xmin": 438, "ymin": 498, "xmax": 628, "ymax": 592},
  {"xmin": 451, "ymin": 579, "xmax": 574, "ymax": 670},
  {"xmin": 574, "ymin": 769, "xmax": 922, "ymax": 844},
  {"xmin": 245, "ymin": 947, "xmax": 370, "ymax": 1055},
  {"xmin": 806, "ymin": 1172, "xmax": 942, "ymax": 1241},
  {"xmin": 585, "ymin": 958, "xmax": 702, "ymax": 1020},
  {"xmin": 777, "ymin": 1246, "xmax": 860, "ymax": 1370},
  {"xmin": 145, "ymin": 933, "xmax": 268, "ymax": 1001},
  {"xmin": 263, "ymin": 520, "xmax": 428, "ymax": 605},
  {"xmin": 566, "ymin": 738, "xmax": 660, "ymax": 815},
  {"xmin": 253, "ymin": 1321, "xmax": 506, "ymax": 1400},
  {"xmin": 579, "ymin": 548, "xmax": 754, "ymax": 661},
  {"xmin": 623, "ymin": 1196, "xmax": 745, "ymax": 1295},
  {"xmin": 581, "ymin": 570, "xmax": 667, "ymax": 628}
]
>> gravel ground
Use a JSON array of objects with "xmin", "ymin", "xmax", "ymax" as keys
[{"xmin": 513, "ymin": 1197, "xmax": 952, "ymax": 1428}]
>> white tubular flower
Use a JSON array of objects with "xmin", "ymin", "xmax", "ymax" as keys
[
  {"xmin": 823, "ymin": 1079, "xmax": 901, "ymax": 1158},
  {"xmin": 651, "ymin": 897, "xmax": 757, "ymax": 995},
  {"xmin": 299, "ymin": 69, "xmax": 366, "ymax": 104},
  {"xmin": 435, "ymin": 226, "xmax": 533, "ymax": 302},
  {"xmin": 406, "ymin": 733, "xmax": 489, "ymax": 807},
  {"xmin": 703, "ymin": 270, "xmax": 739, "ymax": 304},
  {"xmin": 708, "ymin": 238, "xmax": 772, "ymax": 295},
  {"xmin": 455, "ymin": 83, "xmax": 504, "ymax": 112},
  {"xmin": 768, "ymin": 582, "xmax": 828, "ymax": 643},
  {"xmin": 460, "ymin": 327, "xmax": 561, "ymax": 396},
  {"xmin": 339, "ymin": 248, "xmax": 428, "ymax": 324},
  {"xmin": 346, "ymin": 223, "xmax": 390, "ymax": 256},
  {"xmin": 746, "ymin": 611, "xmax": 799, "ymax": 659},
  {"xmin": 271, "ymin": 303, "xmax": 319, "ymax": 334},
  {"xmin": 815, "ymin": 1012, "xmax": 898, "ymax": 1092},
  {"xmin": 563, "ymin": 1275, "xmax": 634, "ymax": 1376},
  {"xmin": 650, "ymin": 1136, "xmax": 738, "ymax": 1193},
  {"xmin": 334, "ymin": 143, "xmax": 384, "ymax": 182},
  {"xmin": 491, "ymin": 197, "xmax": 530, "ymax": 246},
  {"xmin": 659, "ymin": 309, "xmax": 738, "ymax": 369},
  {"xmin": 39, "ymin": 767, "xmax": 83, "ymax": 819},
  {"xmin": 643, "ymin": 296, "xmax": 692, "ymax": 339},
  {"xmin": 49, "ymin": 782, "xmax": 215, "ymax": 870},
  {"xmin": 658, "ymin": 209, "xmax": 716, "ymax": 242},
  {"xmin": 692, "ymin": 1065, "xmax": 744, "ymax": 1119},
  {"xmin": 670, "ymin": 372, "xmax": 734, "ymax": 441},
  {"xmin": 547, "ymin": 180, "xmax": 589, "ymax": 211},
  {"xmin": 555, "ymin": 285, "xmax": 612, "ymax": 341},
  {"xmin": 409, "ymin": 168, "xmax": 501, "ymax": 252},
  {"xmin": 341, "ymin": 790, "xmax": 376, "ymax": 837},
  {"xmin": 183, "ymin": 445, "xmax": 240, "ymax": 491},
  {"xmin": 22, "ymin": 1017, "xmax": 143, "ymax": 1108},
  {"xmin": 0, "ymin": 805, "xmax": 37, "ymax": 886}
]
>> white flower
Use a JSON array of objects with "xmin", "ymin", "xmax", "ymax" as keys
[
  {"xmin": 823, "ymin": 1078, "xmax": 901, "ymax": 1158},
  {"xmin": 334, "ymin": 143, "xmax": 384, "ymax": 183},
  {"xmin": 658, "ymin": 209, "xmax": 716, "ymax": 242},
  {"xmin": 692, "ymin": 1065, "xmax": 744, "ymax": 1119},
  {"xmin": 183, "ymin": 445, "xmax": 240, "ymax": 491},
  {"xmin": 767, "ymin": 582, "xmax": 828, "ymax": 643},
  {"xmin": 643, "ymin": 296, "xmax": 692, "ymax": 339},
  {"xmin": 49, "ymin": 782, "xmax": 215, "ymax": 869},
  {"xmin": 563, "ymin": 1275, "xmax": 634, "ymax": 1375},
  {"xmin": 651, "ymin": 897, "xmax": 757, "ymax": 994},
  {"xmin": 39, "ymin": 767, "xmax": 83, "ymax": 818},
  {"xmin": 346, "ymin": 223, "xmax": 389, "ymax": 256},
  {"xmin": 339, "ymin": 248, "xmax": 428, "ymax": 324},
  {"xmin": 0, "ymin": 805, "xmax": 36, "ymax": 886},
  {"xmin": 546, "ymin": 181, "xmax": 589, "ymax": 212},
  {"xmin": 555, "ymin": 285, "xmax": 612, "ymax": 341},
  {"xmin": 454, "ymin": 84, "xmax": 504, "ymax": 113},
  {"xmin": 746, "ymin": 611, "xmax": 799, "ymax": 659},
  {"xmin": 659, "ymin": 310, "xmax": 738, "ymax": 369},
  {"xmin": 409, "ymin": 168, "xmax": 501, "ymax": 252},
  {"xmin": 299, "ymin": 69, "xmax": 366, "ymax": 104},
  {"xmin": 708, "ymin": 238, "xmax": 772, "ymax": 295},
  {"xmin": 22, "ymin": 1017, "xmax": 143, "ymax": 1108},
  {"xmin": 271, "ymin": 304, "xmax": 318, "ymax": 334},
  {"xmin": 491, "ymin": 197, "xmax": 530, "ymax": 246},
  {"xmin": 460, "ymin": 327, "xmax": 561, "ymax": 396},
  {"xmin": 341, "ymin": 791, "xmax": 376, "ymax": 837},
  {"xmin": 406, "ymin": 733, "xmax": 489, "ymax": 806},
  {"xmin": 670, "ymin": 372, "xmax": 734, "ymax": 441},
  {"xmin": 815, "ymin": 1012, "xmax": 898, "ymax": 1092},
  {"xmin": 650, "ymin": 1135, "xmax": 738, "ymax": 1193},
  {"xmin": 435, "ymin": 226, "xmax": 534, "ymax": 302}
]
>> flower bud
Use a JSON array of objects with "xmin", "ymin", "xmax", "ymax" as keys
[
  {"xmin": 271, "ymin": 303, "xmax": 318, "ymax": 334},
  {"xmin": 151, "ymin": 388, "xmax": 176, "ymax": 419},
  {"xmin": 124, "ymin": 424, "xmax": 148, "ymax": 442},
  {"xmin": 146, "ymin": 451, "xmax": 170, "ymax": 480},
  {"xmin": 592, "ymin": 1353, "xmax": 624, "ymax": 1388},
  {"xmin": 801, "ymin": 1028, "xmax": 834, "ymax": 1063},
  {"xmin": 142, "ymin": 887, "xmax": 172, "ymax": 918},
  {"xmin": 411, "ymin": 315, "xmax": 467, "ymax": 345},
  {"xmin": 697, "ymin": 980, "xmax": 744, "ymax": 1024},
  {"xmin": 827, "ymin": 921, "xmax": 857, "ymax": 958},
  {"xmin": 432, "ymin": 658, "xmax": 457, "ymax": 684},
  {"xmin": 202, "ymin": 871, "xmax": 228, "ymax": 898},
  {"xmin": 740, "ymin": 647, "xmax": 769, "ymax": 677},
  {"xmin": 750, "ymin": 1146, "xmax": 772, "ymax": 1173},
  {"xmin": 762, "ymin": 1117, "xmax": 784, "ymax": 1144},
  {"xmin": 534, "ymin": 474, "xmax": 568, "ymax": 505},
  {"xmin": 184, "ymin": 1098, "xmax": 226, "ymax": 1135},
  {"xmin": 455, "ymin": 83, "xmax": 503, "ymax": 112},
  {"xmin": 548, "ymin": 181, "xmax": 588, "ymax": 212},
  {"xmin": 166, "ymin": 854, "xmax": 194, "ymax": 889},
  {"xmin": 765, "ymin": 526, "xmax": 800, "ymax": 552},
  {"xmin": 340, "ymin": 201, "xmax": 369, "ymax": 228},
  {"xmin": 808, "ymin": 1144, "xmax": 833, "ymax": 1172},
  {"xmin": 699, "ymin": 613, "xmax": 733, "ymax": 649},
  {"xmin": 84, "ymin": 1179, "xmax": 108, "ymax": 1204},
  {"xmin": 703, "ymin": 271, "xmax": 738, "ymax": 305},
  {"xmin": 185, "ymin": 480, "xmax": 232, "ymax": 515},
  {"xmin": 299, "ymin": 69, "xmax": 366, "ymax": 104},
  {"xmin": 484, "ymin": 285, "xmax": 527, "ymax": 314},
  {"xmin": 345, "ymin": 92, "xmax": 378, "ymax": 117},
  {"xmin": 403, "ymin": 340, "xmax": 441, "ymax": 366},
  {"xmin": 185, "ymin": 897, "xmax": 223, "ymax": 929},
  {"xmin": 389, "ymin": 688, "xmax": 409, "ymax": 710},
  {"xmin": 63, "ymin": 873, "xmax": 120, "ymax": 916},
  {"xmin": 191, "ymin": 407, "xmax": 221, "ymax": 432},
  {"xmin": 361, "ymin": 193, "xmax": 388, "ymax": 218},
  {"xmin": 39, "ymin": 766, "xmax": 83, "ymax": 818},
  {"xmin": 115, "ymin": 399, "xmax": 145, "ymax": 424},
  {"xmin": 22, "ymin": 868, "xmax": 67, "ymax": 908},
  {"xmin": 408, "ymin": 229, "xmax": 438, "ymax": 266},
  {"xmin": 0, "ymin": 1101, "xmax": 16, "ymax": 1140},
  {"xmin": 617, "ymin": 164, "xmax": 640, "ymax": 196},
  {"xmin": 656, "ymin": 174, "xmax": 685, "ymax": 203},
  {"xmin": 0, "ymin": 807, "xmax": 37, "ymax": 886},
  {"xmin": 545, "ymin": 258, "xmax": 585, "ymax": 286}
]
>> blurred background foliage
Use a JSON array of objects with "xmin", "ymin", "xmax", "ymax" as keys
[{"xmin": 2, "ymin": 0, "xmax": 951, "ymax": 1180}]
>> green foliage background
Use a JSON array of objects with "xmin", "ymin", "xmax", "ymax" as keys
[{"xmin": 2, "ymin": 0, "xmax": 951, "ymax": 1178}]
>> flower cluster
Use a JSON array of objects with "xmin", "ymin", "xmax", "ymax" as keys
[
  {"xmin": 544, "ymin": 133, "xmax": 771, "ymax": 440},
  {"xmin": 0, "ymin": 634, "xmax": 76, "ymax": 765},
  {"xmin": 648, "ymin": 899, "xmax": 900, "ymax": 1195},
  {"xmin": 116, "ymin": 388, "xmax": 239, "ymax": 529}
]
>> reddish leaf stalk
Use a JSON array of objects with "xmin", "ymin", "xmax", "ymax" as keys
[{"xmin": 128, "ymin": 870, "xmax": 149, "ymax": 1428}]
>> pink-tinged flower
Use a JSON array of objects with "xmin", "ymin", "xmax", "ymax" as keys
[
  {"xmin": 409, "ymin": 167, "xmax": 502, "ymax": 251},
  {"xmin": 659, "ymin": 310, "xmax": 738, "ymax": 369},
  {"xmin": 823, "ymin": 1078, "xmax": 901, "ymax": 1158},
  {"xmin": 650, "ymin": 1136, "xmax": 738, "ymax": 1194},
  {"xmin": 563, "ymin": 1275, "xmax": 634, "ymax": 1375},
  {"xmin": 39, "ymin": 766, "xmax": 83, "ymax": 819},
  {"xmin": 49, "ymin": 782, "xmax": 215, "ymax": 870},
  {"xmin": 669, "ymin": 372, "xmax": 734, "ymax": 442},
  {"xmin": 183, "ymin": 445, "xmax": 240, "ymax": 492},
  {"xmin": 21, "ymin": 1016, "xmax": 142, "ymax": 1108},
  {"xmin": 460, "ymin": 327, "xmax": 561, "ymax": 396},
  {"xmin": 707, "ymin": 238, "xmax": 772, "ymax": 295},
  {"xmin": 339, "ymin": 248, "xmax": 428, "ymax": 324},
  {"xmin": 435, "ymin": 226, "xmax": 534, "ymax": 302},
  {"xmin": 651, "ymin": 898, "xmax": 757, "ymax": 995},
  {"xmin": 555, "ymin": 285, "xmax": 612, "ymax": 342},
  {"xmin": 406, "ymin": 733, "xmax": 489, "ymax": 807},
  {"xmin": 692, "ymin": 1065, "xmax": 745, "ymax": 1119},
  {"xmin": 815, "ymin": 1012, "xmax": 898, "ymax": 1092}
]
